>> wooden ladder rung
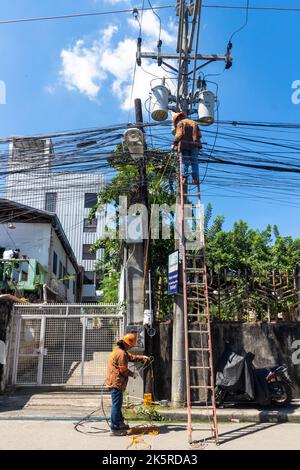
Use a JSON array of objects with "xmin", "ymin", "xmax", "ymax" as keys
[
  {"xmin": 190, "ymin": 366, "xmax": 210, "ymax": 369},
  {"xmin": 188, "ymin": 330, "xmax": 208, "ymax": 334},
  {"xmin": 185, "ymin": 268, "xmax": 204, "ymax": 272}
]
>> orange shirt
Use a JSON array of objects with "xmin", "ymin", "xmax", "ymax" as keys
[
  {"xmin": 174, "ymin": 118, "xmax": 202, "ymax": 152},
  {"xmin": 105, "ymin": 346, "xmax": 145, "ymax": 391}
]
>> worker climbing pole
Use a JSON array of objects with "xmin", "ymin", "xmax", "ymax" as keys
[{"xmin": 136, "ymin": 0, "xmax": 232, "ymax": 444}]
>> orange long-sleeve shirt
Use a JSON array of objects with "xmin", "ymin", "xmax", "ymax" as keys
[
  {"xmin": 105, "ymin": 346, "xmax": 146, "ymax": 391},
  {"xmin": 173, "ymin": 118, "xmax": 202, "ymax": 152}
]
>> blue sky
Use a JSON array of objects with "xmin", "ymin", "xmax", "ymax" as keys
[{"xmin": 0, "ymin": 0, "xmax": 300, "ymax": 237}]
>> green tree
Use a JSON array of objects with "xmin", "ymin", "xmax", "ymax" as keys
[{"xmin": 91, "ymin": 147, "xmax": 177, "ymax": 313}]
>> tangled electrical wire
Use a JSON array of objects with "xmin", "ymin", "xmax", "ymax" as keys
[
  {"xmin": 2, "ymin": 119, "xmax": 300, "ymax": 214},
  {"xmin": 73, "ymin": 384, "xmax": 111, "ymax": 435}
]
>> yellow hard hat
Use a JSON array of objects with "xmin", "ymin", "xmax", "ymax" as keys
[
  {"xmin": 121, "ymin": 333, "xmax": 137, "ymax": 348},
  {"xmin": 172, "ymin": 112, "xmax": 186, "ymax": 124}
]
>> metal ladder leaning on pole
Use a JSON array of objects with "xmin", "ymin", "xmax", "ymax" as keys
[{"xmin": 178, "ymin": 153, "xmax": 219, "ymax": 445}]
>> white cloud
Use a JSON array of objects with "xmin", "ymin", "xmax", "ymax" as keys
[
  {"xmin": 60, "ymin": 25, "xmax": 118, "ymax": 99},
  {"xmin": 59, "ymin": 11, "xmax": 176, "ymax": 111}
]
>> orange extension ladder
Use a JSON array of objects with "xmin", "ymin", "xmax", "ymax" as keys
[{"xmin": 178, "ymin": 152, "xmax": 219, "ymax": 445}]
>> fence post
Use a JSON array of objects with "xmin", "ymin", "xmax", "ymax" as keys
[{"xmin": 81, "ymin": 316, "xmax": 86, "ymax": 385}]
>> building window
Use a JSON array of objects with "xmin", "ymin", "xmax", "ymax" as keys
[
  {"xmin": 73, "ymin": 280, "xmax": 76, "ymax": 295},
  {"xmin": 62, "ymin": 266, "xmax": 68, "ymax": 287},
  {"xmin": 21, "ymin": 270, "xmax": 28, "ymax": 282},
  {"xmin": 83, "ymin": 218, "xmax": 97, "ymax": 233},
  {"xmin": 59, "ymin": 261, "xmax": 63, "ymax": 279},
  {"xmin": 36, "ymin": 263, "xmax": 40, "ymax": 276},
  {"xmin": 83, "ymin": 271, "xmax": 95, "ymax": 285},
  {"xmin": 53, "ymin": 251, "xmax": 58, "ymax": 275},
  {"xmin": 45, "ymin": 192, "xmax": 57, "ymax": 212},
  {"xmin": 82, "ymin": 244, "xmax": 96, "ymax": 260},
  {"xmin": 84, "ymin": 193, "xmax": 97, "ymax": 209},
  {"xmin": 65, "ymin": 272, "xmax": 70, "ymax": 289}
]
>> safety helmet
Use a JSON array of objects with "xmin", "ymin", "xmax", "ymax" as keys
[
  {"xmin": 172, "ymin": 112, "xmax": 186, "ymax": 125},
  {"xmin": 121, "ymin": 333, "xmax": 137, "ymax": 348}
]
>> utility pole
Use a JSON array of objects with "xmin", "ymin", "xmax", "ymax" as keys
[
  {"xmin": 136, "ymin": 0, "xmax": 231, "ymax": 406},
  {"xmin": 125, "ymin": 98, "xmax": 148, "ymax": 325},
  {"xmin": 135, "ymin": 98, "xmax": 151, "ymax": 300},
  {"xmin": 124, "ymin": 98, "xmax": 149, "ymax": 401},
  {"xmin": 172, "ymin": 1, "xmax": 190, "ymax": 407}
]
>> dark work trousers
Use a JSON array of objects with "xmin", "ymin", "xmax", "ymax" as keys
[
  {"xmin": 181, "ymin": 148, "xmax": 199, "ymax": 180},
  {"xmin": 110, "ymin": 387, "xmax": 124, "ymax": 430}
]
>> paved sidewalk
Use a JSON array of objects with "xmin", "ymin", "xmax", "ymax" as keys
[{"xmin": 1, "ymin": 390, "xmax": 300, "ymax": 423}]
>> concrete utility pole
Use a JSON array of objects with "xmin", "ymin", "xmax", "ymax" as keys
[
  {"xmin": 136, "ymin": 0, "xmax": 231, "ymax": 406},
  {"xmin": 125, "ymin": 99, "xmax": 148, "ymax": 325},
  {"xmin": 124, "ymin": 98, "xmax": 149, "ymax": 401},
  {"xmin": 172, "ymin": 1, "xmax": 190, "ymax": 408}
]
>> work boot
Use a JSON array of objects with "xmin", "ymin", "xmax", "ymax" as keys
[
  {"xmin": 110, "ymin": 429, "xmax": 127, "ymax": 436},
  {"xmin": 192, "ymin": 178, "xmax": 199, "ymax": 185},
  {"xmin": 118, "ymin": 422, "xmax": 130, "ymax": 430}
]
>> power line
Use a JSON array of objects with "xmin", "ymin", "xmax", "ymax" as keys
[
  {"xmin": 204, "ymin": 4, "xmax": 300, "ymax": 13},
  {"xmin": 229, "ymin": 0, "xmax": 250, "ymax": 42},
  {"xmin": 147, "ymin": 0, "xmax": 162, "ymax": 42},
  {"xmin": 0, "ymin": 5, "xmax": 173, "ymax": 26},
  {"xmin": 1, "ymin": 4, "xmax": 300, "ymax": 26}
]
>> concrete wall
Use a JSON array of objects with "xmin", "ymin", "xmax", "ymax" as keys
[{"xmin": 146, "ymin": 321, "xmax": 300, "ymax": 401}]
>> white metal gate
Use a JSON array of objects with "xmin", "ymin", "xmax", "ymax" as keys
[{"xmin": 9, "ymin": 304, "xmax": 124, "ymax": 387}]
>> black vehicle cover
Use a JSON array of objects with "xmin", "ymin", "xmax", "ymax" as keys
[{"xmin": 216, "ymin": 350, "xmax": 270, "ymax": 405}]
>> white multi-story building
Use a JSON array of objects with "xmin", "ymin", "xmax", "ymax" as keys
[
  {"xmin": 6, "ymin": 138, "xmax": 105, "ymax": 302},
  {"xmin": 0, "ymin": 198, "xmax": 81, "ymax": 303}
]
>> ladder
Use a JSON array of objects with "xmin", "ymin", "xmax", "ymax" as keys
[{"xmin": 178, "ymin": 153, "xmax": 219, "ymax": 445}]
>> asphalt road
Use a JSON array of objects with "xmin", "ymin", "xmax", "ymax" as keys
[{"xmin": 0, "ymin": 420, "xmax": 300, "ymax": 450}]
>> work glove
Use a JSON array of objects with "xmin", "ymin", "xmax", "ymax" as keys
[{"xmin": 142, "ymin": 356, "xmax": 151, "ymax": 365}]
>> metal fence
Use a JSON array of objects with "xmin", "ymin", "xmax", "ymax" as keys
[
  {"xmin": 204, "ymin": 270, "xmax": 300, "ymax": 322},
  {"xmin": 8, "ymin": 304, "xmax": 124, "ymax": 387}
]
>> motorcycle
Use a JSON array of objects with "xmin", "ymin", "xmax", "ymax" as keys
[{"xmin": 215, "ymin": 349, "xmax": 294, "ymax": 407}]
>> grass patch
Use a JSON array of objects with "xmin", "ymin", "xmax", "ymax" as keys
[{"xmin": 123, "ymin": 405, "xmax": 173, "ymax": 423}]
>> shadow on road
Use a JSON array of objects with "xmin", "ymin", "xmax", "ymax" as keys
[{"xmin": 216, "ymin": 422, "xmax": 279, "ymax": 446}]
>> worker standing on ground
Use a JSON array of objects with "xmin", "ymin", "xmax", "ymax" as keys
[
  {"xmin": 171, "ymin": 112, "xmax": 202, "ymax": 184},
  {"xmin": 105, "ymin": 333, "xmax": 150, "ymax": 436}
]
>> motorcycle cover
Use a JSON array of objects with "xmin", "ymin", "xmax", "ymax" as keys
[{"xmin": 216, "ymin": 350, "xmax": 270, "ymax": 405}]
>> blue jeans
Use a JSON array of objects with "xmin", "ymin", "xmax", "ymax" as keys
[
  {"xmin": 182, "ymin": 148, "xmax": 199, "ymax": 180},
  {"xmin": 110, "ymin": 388, "xmax": 124, "ymax": 430}
]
